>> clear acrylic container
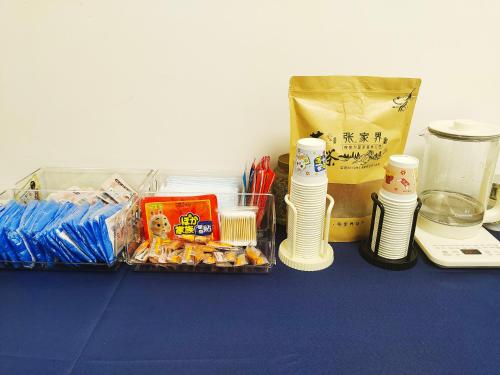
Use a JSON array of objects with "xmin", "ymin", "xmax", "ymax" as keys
[
  {"xmin": 126, "ymin": 170, "xmax": 276, "ymax": 273},
  {"xmin": 0, "ymin": 167, "xmax": 154, "ymax": 270}
]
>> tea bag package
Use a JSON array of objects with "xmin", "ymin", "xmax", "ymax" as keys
[{"xmin": 289, "ymin": 76, "xmax": 421, "ymax": 241}]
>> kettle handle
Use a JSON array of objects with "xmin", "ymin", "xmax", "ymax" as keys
[{"xmin": 484, "ymin": 188, "xmax": 500, "ymax": 223}]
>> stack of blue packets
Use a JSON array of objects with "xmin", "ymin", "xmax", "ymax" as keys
[{"xmin": 0, "ymin": 200, "xmax": 125, "ymax": 268}]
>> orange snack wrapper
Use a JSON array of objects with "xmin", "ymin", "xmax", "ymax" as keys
[{"xmin": 141, "ymin": 195, "xmax": 220, "ymax": 242}]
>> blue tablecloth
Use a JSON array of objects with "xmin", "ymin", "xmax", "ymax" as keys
[{"xmin": 1, "ymin": 227, "xmax": 500, "ymax": 375}]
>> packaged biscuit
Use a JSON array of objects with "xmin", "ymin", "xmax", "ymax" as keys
[
  {"xmin": 99, "ymin": 174, "xmax": 136, "ymax": 204},
  {"xmin": 178, "ymin": 235, "xmax": 197, "ymax": 243},
  {"xmin": 289, "ymin": 76, "xmax": 421, "ymax": 241},
  {"xmin": 192, "ymin": 248, "xmax": 205, "ymax": 264},
  {"xmin": 224, "ymin": 251, "xmax": 237, "ymax": 263},
  {"xmin": 202, "ymin": 253, "xmax": 216, "ymax": 265},
  {"xmin": 234, "ymin": 253, "xmax": 248, "ymax": 267},
  {"xmin": 165, "ymin": 240, "xmax": 183, "ymax": 251},
  {"xmin": 253, "ymin": 255, "xmax": 270, "ymax": 266},
  {"xmin": 198, "ymin": 245, "xmax": 215, "ymax": 253},
  {"xmin": 184, "ymin": 243, "xmax": 198, "ymax": 254},
  {"xmin": 167, "ymin": 250, "xmax": 183, "ymax": 264},
  {"xmin": 207, "ymin": 241, "xmax": 234, "ymax": 250},
  {"xmin": 214, "ymin": 251, "xmax": 225, "ymax": 263},
  {"xmin": 133, "ymin": 240, "xmax": 150, "ymax": 262},
  {"xmin": 158, "ymin": 249, "xmax": 169, "ymax": 264},
  {"xmin": 194, "ymin": 236, "xmax": 210, "ymax": 244},
  {"xmin": 147, "ymin": 237, "xmax": 163, "ymax": 263},
  {"xmin": 246, "ymin": 247, "xmax": 269, "ymax": 266},
  {"xmin": 141, "ymin": 195, "xmax": 220, "ymax": 242}
]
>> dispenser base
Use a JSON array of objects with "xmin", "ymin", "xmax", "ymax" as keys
[
  {"xmin": 359, "ymin": 241, "xmax": 418, "ymax": 270},
  {"xmin": 278, "ymin": 239, "xmax": 334, "ymax": 271}
]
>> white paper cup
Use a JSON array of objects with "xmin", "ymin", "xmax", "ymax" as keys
[
  {"xmin": 377, "ymin": 198, "xmax": 417, "ymax": 207},
  {"xmin": 291, "ymin": 197, "xmax": 327, "ymax": 204},
  {"xmin": 290, "ymin": 191, "xmax": 328, "ymax": 199},
  {"xmin": 292, "ymin": 139, "xmax": 328, "ymax": 184},
  {"xmin": 291, "ymin": 192, "xmax": 327, "ymax": 198},
  {"xmin": 379, "ymin": 188, "xmax": 417, "ymax": 203},
  {"xmin": 290, "ymin": 204, "xmax": 326, "ymax": 212},
  {"xmin": 292, "ymin": 202, "xmax": 326, "ymax": 209},
  {"xmin": 378, "ymin": 243, "xmax": 409, "ymax": 253},
  {"xmin": 382, "ymin": 155, "xmax": 419, "ymax": 198},
  {"xmin": 291, "ymin": 179, "xmax": 328, "ymax": 187}
]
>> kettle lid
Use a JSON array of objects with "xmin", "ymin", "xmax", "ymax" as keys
[{"xmin": 428, "ymin": 119, "xmax": 500, "ymax": 140}]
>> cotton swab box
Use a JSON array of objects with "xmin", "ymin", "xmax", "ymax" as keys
[{"xmin": 220, "ymin": 210, "xmax": 257, "ymax": 247}]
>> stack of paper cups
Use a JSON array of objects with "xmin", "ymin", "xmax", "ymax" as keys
[
  {"xmin": 371, "ymin": 155, "xmax": 419, "ymax": 259},
  {"xmin": 279, "ymin": 138, "xmax": 334, "ymax": 271}
]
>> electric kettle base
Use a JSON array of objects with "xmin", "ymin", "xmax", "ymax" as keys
[{"xmin": 415, "ymin": 226, "xmax": 500, "ymax": 268}]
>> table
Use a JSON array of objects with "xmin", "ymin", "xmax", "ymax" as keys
[{"xmin": 1, "ymin": 227, "xmax": 500, "ymax": 375}]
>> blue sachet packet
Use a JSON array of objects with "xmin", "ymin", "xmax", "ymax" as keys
[
  {"xmin": 26, "ymin": 200, "xmax": 64, "ymax": 265},
  {"xmin": 76, "ymin": 201, "xmax": 107, "ymax": 262},
  {"xmin": 60, "ymin": 202, "xmax": 98, "ymax": 263},
  {"xmin": 53, "ymin": 203, "xmax": 95, "ymax": 263},
  {"xmin": 38, "ymin": 202, "xmax": 77, "ymax": 263},
  {"xmin": 91, "ymin": 203, "xmax": 124, "ymax": 265},
  {"xmin": 8, "ymin": 200, "xmax": 39, "ymax": 267},
  {"xmin": 0, "ymin": 202, "xmax": 13, "ymax": 262},
  {"xmin": 5, "ymin": 202, "xmax": 35, "ymax": 267},
  {"xmin": 0, "ymin": 201, "xmax": 22, "ymax": 266},
  {"xmin": 48, "ymin": 203, "xmax": 95, "ymax": 263}
]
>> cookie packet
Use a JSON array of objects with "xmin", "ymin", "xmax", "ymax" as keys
[
  {"xmin": 234, "ymin": 253, "xmax": 248, "ymax": 267},
  {"xmin": 246, "ymin": 247, "xmax": 269, "ymax": 266},
  {"xmin": 214, "ymin": 251, "xmax": 231, "ymax": 267},
  {"xmin": 167, "ymin": 250, "xmax": 183, "ymax": 264},
  {"xmin": 98, "ymin": 174, "xmax": 136, "ymax": 204},
  {"xmin": 224, "ymin": 250, "xmax": 237, "ymax": 263},
  {"xmin": 202, "ymin": 253, "xmax": 216, "ymax": 265},
  {"xmin": 133, "ymin": 240, "xmax": 150, "ymax": 262}
]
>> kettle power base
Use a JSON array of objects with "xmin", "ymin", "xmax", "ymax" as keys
[{"xmin": 415, "ymin": 226, "xmax": 500, "ymax": 268}]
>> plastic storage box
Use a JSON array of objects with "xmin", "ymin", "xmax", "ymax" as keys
[
  {"xmin": 126, "ymin": 170, "xmax": 276, "ymax": 273},
  {"xmin": 0, "ymin": 167, "xmax": 154, "ymax": 270}
]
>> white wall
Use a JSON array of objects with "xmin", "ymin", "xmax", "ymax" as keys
[{"xmin": 1, "ymin": 0, "xmax": 499, "ymax": 189}]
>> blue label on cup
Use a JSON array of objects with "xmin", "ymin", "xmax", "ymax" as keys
[{"xmin": 314, "ymin": 154, "xmax": 326, "ymax": 172}]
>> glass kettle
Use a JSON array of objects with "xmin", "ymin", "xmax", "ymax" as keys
[{"xmin": 418, "ymin": 119, "xmax": 500, "ymax": 239}]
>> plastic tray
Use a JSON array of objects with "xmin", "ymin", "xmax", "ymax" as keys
[
  {"xmin": 0, "ymin": 167, "xmax": 154, "ymax": 270},
  {"xmin": 126, "ymin": 170, "xmax": 276, "ymax": 273}
]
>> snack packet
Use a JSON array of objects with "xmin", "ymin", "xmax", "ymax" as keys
[
  {"xmin": 214, "ymin": 251, "xmax": 231, "ymax": 267},
  {"xmin": 147, "ymin": 237, "xmax": 163, "ymax": 263},
  {"xmin": 224, "ymin": 250, "xmax": 237, "ymax": 263},
  {"xmin": 133, "ymin": 240, "xmax": 150, "ymax": 262},
  {"xmin": 202, "ymin": 253, "xmax": 216, "ymax": 265},
  {"xmin": 141, "ymin": 195, "xmax": 220, "ymax": 242},
  {"xmin": 167, "ymin": 250, "xmax": 183, "ymax": 264},
  {"xmin": 289, "ymin": 76, "xmax": 421, "ymax": 241},
  {"xmin": 158, "ymin": 246, "xmax": 169, "ymax": 264},
  {"xmin": 234, "ymin": 253, "xmax": 248, "ymax": 267},
  {"xmin": 207, "ymin": 241, "xmax": 236, "ymax": 250},
  {"xmin": 198, "ymin": 245, "xmax": 215, "ymax": 253},
  {"xmin": 165, "ymin": 240, "xmax": 184, "ymax": 251},
  {"xmin": 192, "ymin": 248, "xmax": 205, "ymax": 265},
  {"xmin": 98, "ymin": 174, "xmax": 136, "ymax": 204},
  {"xmin": 182, "ymin": 245, "xmax": 195, "ymax": 265},
  {"xmin": 246, "ymin": 247, "xmax": 269, "ymax": 266}
]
